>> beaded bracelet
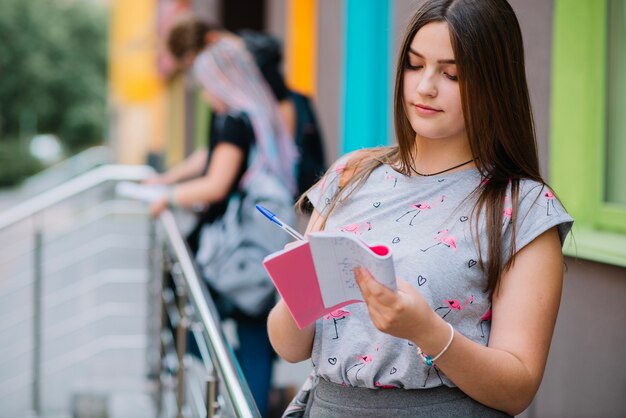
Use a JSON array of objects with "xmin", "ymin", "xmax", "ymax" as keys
[{"xmin": 416, "ymin": 322, "xmax": 454, "ymax": 367}]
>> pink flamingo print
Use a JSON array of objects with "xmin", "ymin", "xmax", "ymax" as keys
[
  {"xmin": 420, "ymin": 229, "xmax": 458, "ymax": 252},
  {"xmin": 318, "ymin": 162, "xmax": 346, "ymax": 192},
  {"xmin": 396, "ymin": 195, "xmax": 445, "ymax": 226},
  {"xmin": 479, "ymin": 308, "xmax": 492, "ymax": 338},
  {"xmin": 384, "ymin": 170, "xmax": 398, "ymax": 188},
  {"xmin": 435, "ymin": 295, "xmax": 474, "ymax": 319},
  {"xmin": 346, "ymin": 354, "xmax": 374, "ymax": 380},
  {"xmin": 375, "ymin": 381, "xmax": 398, "ymax": 389},
  {"xmin": 503, "ymin": 207, "xmax": 513, "ymax": 226},
  {"xmin": 502, "ymin": 196, "xmax": 513, "ymax": 226},
  {"xmin": 324, "ymin": 308, "xmax": 352, "ymax": 339},
  {"xmin": 340, "ymin": 221, "xmax": 372, "ymax": 235},
  {"xmin": 544, "ymin": 189, "xmax": 557, "ymax": 216}
]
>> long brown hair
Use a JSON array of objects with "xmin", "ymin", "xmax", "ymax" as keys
[{"xmin": 299, "ymin": 0, "xmax": 543, "ymax": 295}]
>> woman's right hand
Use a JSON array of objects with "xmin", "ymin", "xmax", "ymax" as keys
[
  {"xmin": 143, "ymin": 175, "xmax": 168, "ymax": 185},
  {"xmin": 354, "ymin": 268, "xmax": 438, "ymax": 343}
]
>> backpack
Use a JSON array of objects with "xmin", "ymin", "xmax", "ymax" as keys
[{"xmin": 291, "ymin": 91, "xmax": 327, "ymax": 197}]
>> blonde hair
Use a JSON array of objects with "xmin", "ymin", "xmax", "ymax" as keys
[{"xmin": 193, "ymin": 38, "xmax": 297, "ymax": 194}]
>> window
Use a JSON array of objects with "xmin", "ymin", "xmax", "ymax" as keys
[
  {"xmin": 606, "ymin": 0, "xmax": 626, "ymax": 205},
  {"xmin": 552, "ymin": 0, "xmax": 626, "ymax": 267}
]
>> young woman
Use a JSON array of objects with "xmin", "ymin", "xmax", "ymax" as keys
[
  {"xmin": 268, "ymin": 0, "xmax": 573, "ymax": 416},
  {"xmin": 150, "ymin": 36, "xmax": 297, "ymax": 418}
]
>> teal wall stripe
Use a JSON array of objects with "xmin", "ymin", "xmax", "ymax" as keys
[{"xmin": 341, "ymin": 0, "xmax": 392, "ymax": 154}]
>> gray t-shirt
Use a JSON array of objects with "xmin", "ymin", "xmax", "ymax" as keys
[{"xmin": 306, "ymin": 152, "xmax": 573, "ymax": 390}]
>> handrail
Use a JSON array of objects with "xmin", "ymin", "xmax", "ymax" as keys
[
  {"xmin": 0, "ymin": 164, "xmax": 155, "ymax": 231},
  {"xmin": 0, "ymin": 164, "xmax": 259, "ymax": 417},
  {"xmin": 22, "ymin": 145, "xmax": 112, "ymax": 189},
  {"xmin": 159, "ymin": 210, "xmax": 259, "ymax": 418}
]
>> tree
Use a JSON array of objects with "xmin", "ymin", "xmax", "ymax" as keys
[{"xmin": 0, "ymin": 0, "xmax": 108, "ymax": 155}]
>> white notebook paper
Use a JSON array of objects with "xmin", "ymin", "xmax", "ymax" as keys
[{"xmin": 115, "ymin": 181, "xmax": 167, "ymax": 203}]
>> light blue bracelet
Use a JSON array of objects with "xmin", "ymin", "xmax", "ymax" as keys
[{"xmin": 416, "ymin": 322, "xmax": 454, "ymax": 366}]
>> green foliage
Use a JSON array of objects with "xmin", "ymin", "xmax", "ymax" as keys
[
  {"xmin": 0, "ymin": 0, "xmax": 107, "ymax": 154},
  {"xmin": 0, "ymin": 139, "xmax": 43, "ymax": 187}
]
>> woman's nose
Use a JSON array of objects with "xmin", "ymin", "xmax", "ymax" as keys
[{"xmin": 416, "ymin": 73, "xmax": 437, "ymax": 97}]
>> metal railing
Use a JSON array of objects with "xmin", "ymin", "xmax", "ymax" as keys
[
  {"xmin": 0, "ymin": 164, "xmax": 150, "ymax": 230},
  {"xmin": 0, "ymin": 164, "xmax": 259, "ymax": 418},
  {"xmin": 0, "ymin": 145, "xmax": 112, "ymax": 211},
  {"xmin": 159, "ymin": 211, "xmax": 260, "ymax": 417}
]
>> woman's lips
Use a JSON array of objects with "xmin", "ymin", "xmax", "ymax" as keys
[{"xmin": 414, "ymin": 104, "xmax": 442, "ymax": 116}]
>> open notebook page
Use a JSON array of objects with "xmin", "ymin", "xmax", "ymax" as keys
[{"xmin": 308, "ymin": 232, "xmax": 396, "ymax": 308}]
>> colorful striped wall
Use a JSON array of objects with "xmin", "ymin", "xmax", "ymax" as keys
[
  {"xmin": 284, "ymin": 0, "xmax": 395, "ymax": 157},
  {"xmin": 109, "ymin": 1, "xmax": 399, "ymax": 165},
  {"xmin": 285, "ymin": 0, "xmax": 317, "ymax": 97},
  {"xmin": 341, "ymin": 0, "xmax": 392, "ymax": 153}
]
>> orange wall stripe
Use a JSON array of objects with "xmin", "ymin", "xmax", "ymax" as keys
[{"xmin": 285, "ymin": 0, "xmax": 317, "ymax": 96}]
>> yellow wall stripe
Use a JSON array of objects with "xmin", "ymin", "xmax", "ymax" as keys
[{"xmin": 109, "ymin": 0, "xmax": 163, "ymax": 103}]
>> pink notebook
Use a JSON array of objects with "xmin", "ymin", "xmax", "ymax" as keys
[{"xmin": 262, "ymin": 232, "xmax": 395, "ymax": 329}]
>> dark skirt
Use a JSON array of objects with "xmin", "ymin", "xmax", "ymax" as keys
[{"xmin": 307, "ymin": 378, "xmax": 513, "ymax": 418}]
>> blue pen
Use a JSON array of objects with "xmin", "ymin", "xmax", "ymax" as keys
[{"xmin": 255, "ymin": 204, "xmax": 305, "ymax": 241}]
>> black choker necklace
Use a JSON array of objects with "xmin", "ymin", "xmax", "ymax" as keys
[{"xmin": 410, "ymin": 158, "xmax": 475, "ymax": 177}]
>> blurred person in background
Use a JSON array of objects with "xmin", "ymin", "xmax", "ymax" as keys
[
  {"xmin": 156, "ymin": 15, "xmax": 294, "ymax": 253},
  {"xmin": 149, "ymin": 23, "xmax": 298, "ymax": 416},
  {"xmin": 156, "ymin": 15, "xmax": 325, "ymax": 221}
]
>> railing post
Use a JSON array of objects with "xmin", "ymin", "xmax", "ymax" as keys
[
  {"xmin": 206, "ymin": 368, "xmax": 218, "ymax": 418},
  {"xmin": 32, "ymin": 229, "xmax": 43, "ymax": 416},
  {"xmin": 156, "ymin": 241, "xmax": 169, "ymax": 418},
  {"xmin": 174, "ymin": 263, "xmax": 188, "ymax": 418},
  {"xmin": 147, "ymin": 217, "xmax": 162, "ymax": 380}
]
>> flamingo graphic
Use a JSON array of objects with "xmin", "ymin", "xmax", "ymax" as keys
[
  {"xmin": 502, "ymin": 195, "xmax": 513, "ymax": 226},
  {"xmin": 318, "ymin": 162, "xmax": 346, "ymax": 192},
  {"xmin": 544, "ymin": 189, "xmax": 557, "ymax": 216},
  {"xmin": 340, "ymin": 221, "xmax": 372, "ymax": 235},
  {"xmin": 396, "ymin": 195, "xmax": 445, "ymax": 226},
  {"xmin": 384, "ymin": 170, "xmax": 398, "ymax": 188},
  {"xmin": 503, "ymin": 207, "xmax": 513, "ymax": 226},
  {"xmin": 375, "ymin": 381, "xmax": 398, "ymax": 389},
  {"xmin": 346, "ymin": 354, "xmax": 374, "ymax": 381},
  {"xmin": 435, "ymin": 295, "xmax": 474, "ymax": 319},
  {"xmin": 420, "ymin": 229, "xmax": 458, "ymax": 252},
  {"xmin": 479, "ymin": 308, "xmax": 492, "ymax": 338},
  {"xmin": 423, "ymin": 365, "xmax": 444, "ymax": 387},
  {"xmin": 324, "ymin": 308, "xmax": 352, "ymax": 339}
]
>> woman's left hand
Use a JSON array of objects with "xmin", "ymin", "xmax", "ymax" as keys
[
  {"xmin": 354, "ymin": 267, "xmax": 437, "ymax": 342},
  {"xmin": 150, "ymin": 196, "xmax": 168, "ymax": 217}
]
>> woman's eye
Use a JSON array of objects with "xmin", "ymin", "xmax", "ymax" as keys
[
  {"xmin": 444, "ymin": 72, "xmax": 458, "ymax": 81},
  {"xmin": 405, "ymin": 62, "xmax": 423, "ymax": 70}
]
